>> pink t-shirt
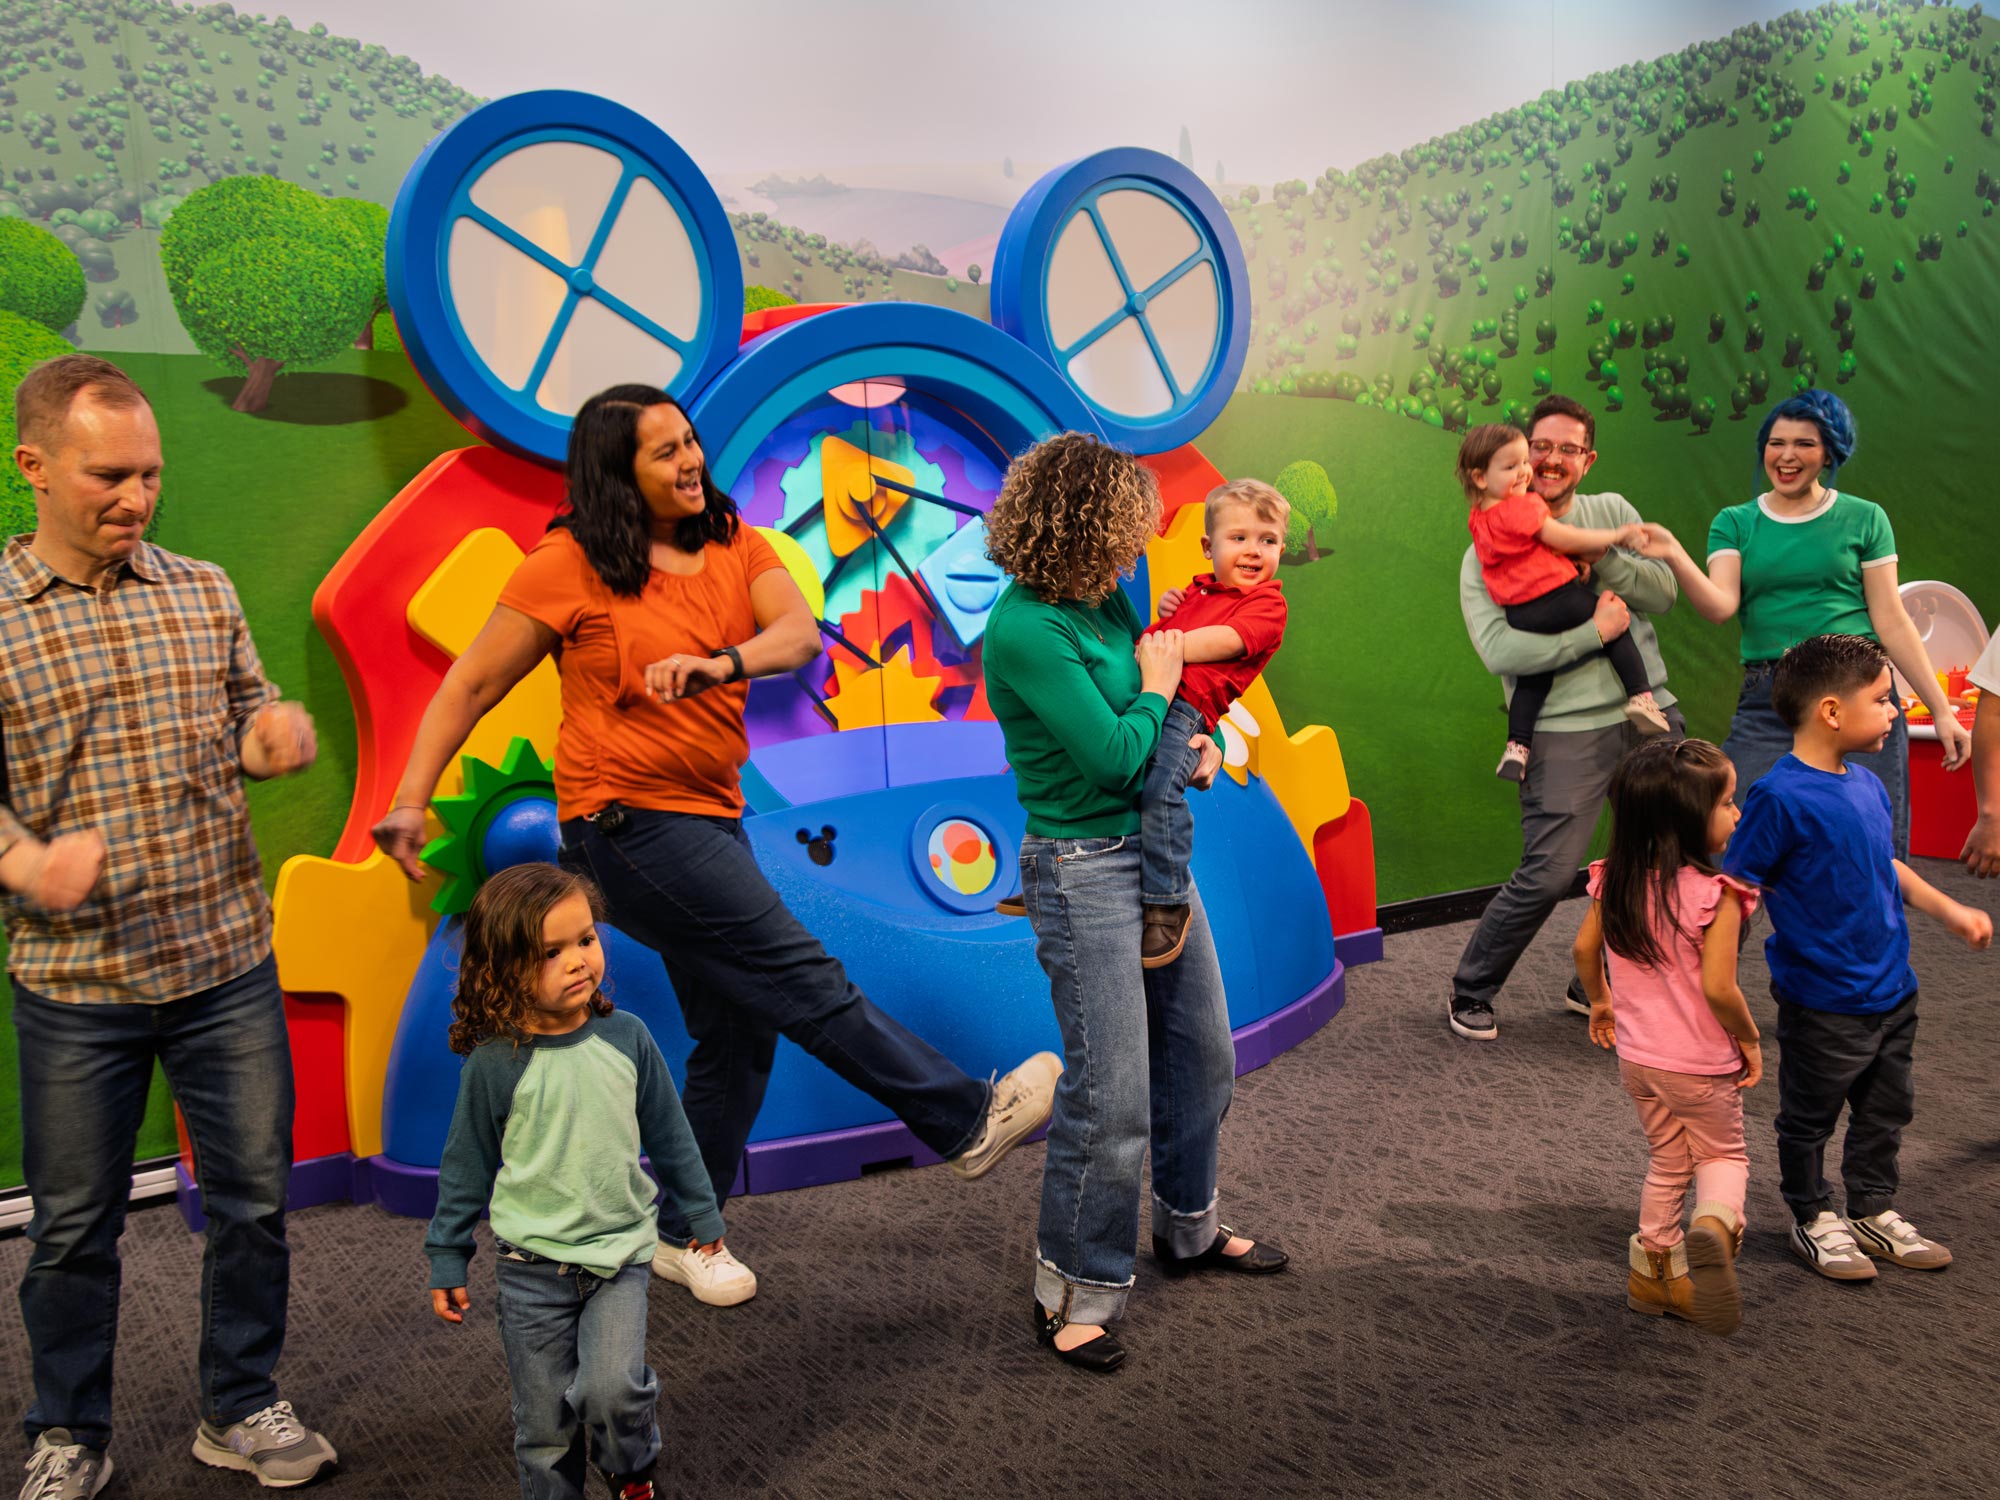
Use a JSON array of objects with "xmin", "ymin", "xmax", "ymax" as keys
[{"xmin": 1585, "ymin": 861, "xmax": 1761, "ymax": 1075}]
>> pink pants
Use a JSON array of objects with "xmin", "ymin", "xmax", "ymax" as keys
[{"xmin": 1618, "ymin": 1059, "xmax": 1749, "ymax": 1252}]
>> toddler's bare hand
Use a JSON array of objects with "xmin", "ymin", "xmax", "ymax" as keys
[
  {"xmin": 1587, "ymin": 999, "xmax": 1616, "ymax": 1049},
  {"xmin": 431, "ymin": 1287, "xmax": 470, "ymax": 1325},
  {"xmin": 1946, "ymin": 902, "xmax": 1993, "ymax": 951},
  {"xmin": 1735, "ymin": 1039, "xmax": 1763, "ymax": 1089}
]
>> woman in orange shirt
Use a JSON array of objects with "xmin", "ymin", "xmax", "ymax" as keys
[{"xmin": 374, "ymin": 385, "xmax": 1060, "ymax": 1308}]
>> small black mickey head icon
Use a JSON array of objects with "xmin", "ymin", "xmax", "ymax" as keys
[{"xmin": 796, "ymin": 825, "xmax": 838, "ymax": 866}]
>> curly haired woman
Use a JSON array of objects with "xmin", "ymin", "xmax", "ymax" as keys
[{"xmin": 982, "ymin": 433, "xmax": 1290, "ymax": 1374}]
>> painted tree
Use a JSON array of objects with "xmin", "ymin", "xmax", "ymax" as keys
[
  {"xmin": 325, "ymin": 197, "xmax": 388, "ymax": 349},
  {"xmin": 1177, "ymin": 125, "xmax": 1193, "ymax": 168},
  {"xmin": 160, "ymin": 176, "xmax": 376, "ymax": 413},
  {"xmin": 0, "ymin": 219, "xmax": 86, "ymax": 335},
  {"xmin": 1, "ymin": 309, "xmax": 80, "ymax": 535},
  {"xmin": 1273, "ymin": 459, "xmax": 1336, "ymax": 563}
]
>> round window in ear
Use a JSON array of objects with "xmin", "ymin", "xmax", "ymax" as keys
[
  {"xmin": 990, "ymin": 148, "xmax": 1250, "ymax": 455},
  {"xmin": 387, "ymin": 89, "xmax": 743, "ymax": 466}
]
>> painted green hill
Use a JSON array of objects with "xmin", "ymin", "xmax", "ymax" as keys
[
  {"xmin": 0, "ymin": 0, "xmax": 480, "ymax": 352},
  {"xmin": 1212, "ymin": 0, "xmax": 2000, "ymax": 900}
]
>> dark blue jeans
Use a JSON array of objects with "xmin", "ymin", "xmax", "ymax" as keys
[
  {"xmin": 1724, "ymin": 660, "xmax": 1910, "ymax": 858},
  {"xmin": 1140, "ymin": 698, "xmax": 1207, "ymax": 906},
  {"xmin": 563, "ymin": 809, "xmax": 988, "ymax": 1241},
  {"xmin": 493, "ymin": 1245, "xmax": 656, "ymax": 1499},
  {"xmin": 12, "ymin": 954, "xmax": 294, "ymax": 1450}
]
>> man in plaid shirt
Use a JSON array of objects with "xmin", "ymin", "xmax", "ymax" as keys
[{"xmin": 3, "ymin": 357, "xmax": 337, "ymax": 1497}]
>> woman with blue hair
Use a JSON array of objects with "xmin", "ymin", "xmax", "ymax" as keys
[{"xmin": 1638, "ymin": 388, "xmax": 1970, "ymax": 853}]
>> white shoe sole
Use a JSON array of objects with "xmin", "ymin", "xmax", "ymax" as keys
[
  {"xmin": 1788, "ymin": 1227, "xmax": 1878, "ymax": 1282},
  {"xmin": 190, "ymin": 1432, "xmax": 336, "ymax": 1488},
  {"xmin": 1448, "ymin": 1006, "xmax": 1498, "ymax": 1041},
  {"xmin": 651, "ymin": 1251, "xmax": 758, "ymax": 1306},
  {"xmin": 1847, "ymin": 1218, "xmax": 1953, "ymax": 1270}
]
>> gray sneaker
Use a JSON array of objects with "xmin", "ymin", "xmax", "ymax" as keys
[
  {"xmin": 949, "ymin": 1051, "xmax": 1061, "ymax": 1180},
  {"xmin": 191, "ymin": 1401, "xmax": 337, "ymax": 1488},
  {"xmin": 19, "ymin": 1432, "xmax": 112, "ymax": 1500}
]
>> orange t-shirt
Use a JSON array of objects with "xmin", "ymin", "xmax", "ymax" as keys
[
  {"xmin": 496, "ymin": 525, "xmax": 784, "ymax": 821},
  {"xmin": 1467, "ymin": 491, "xmax": 1580, "ymax": 606}
]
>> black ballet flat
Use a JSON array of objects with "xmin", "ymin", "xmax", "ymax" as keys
[
  {"xmin": 1153, "ymin": 1224, "xmax": 1290, "ymax": 1277},
  {"xmin": 1034, "ymin": 1301, "xmax": 1127, "ymax": 1372}
]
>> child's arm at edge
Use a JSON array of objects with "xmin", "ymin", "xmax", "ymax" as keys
[
  {"xmin": 1541, "ymin": 516, "xmax": 1646, "ymax": 558},
  {"xmin": 1699, "ymin": 889, "xmax": 1764, "ymax": 1087},
  {"xmin": 1894, "ymin": 859, "xmax": 1995, "ymax": 950},
  {"xmin": 1572, "ymin": 901, "xmax": 1616, "ymax": 1050},
  {"xmin": 425, "ymin": 1052, "xmax": 509, "ymax": 1322},
  {"xmin": 1179, "ymin": 625, "xmax": 1246, "ymax": 664}
]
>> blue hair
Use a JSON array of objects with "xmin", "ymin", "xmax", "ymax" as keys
[{"xmin": 1753, "ymin": 389, "xmax": 1857, "ymax": 492}]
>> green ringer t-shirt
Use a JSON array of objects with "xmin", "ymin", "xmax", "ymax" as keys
[{"xmin": 1707, "ymin": 490, "xmax": 1896, "ymax": 663}]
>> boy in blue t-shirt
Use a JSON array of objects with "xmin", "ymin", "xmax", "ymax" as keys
[{"xmin": 1724, "ymin": 634, "xmax": 1992, "ymax": 1281}]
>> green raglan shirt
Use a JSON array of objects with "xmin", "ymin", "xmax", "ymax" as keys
[
  {"xmin": 423, "ymin": 1010, "xmax": 724, "ymax": 1288},
  {"xmin": 983, "ymin": 582, "xmax": 1167, "ymax": 837}
]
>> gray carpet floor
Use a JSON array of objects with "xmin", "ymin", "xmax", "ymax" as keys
[{"xmin": 4, "ymin": 859, "xmax": 1998, "ymax": 1499}]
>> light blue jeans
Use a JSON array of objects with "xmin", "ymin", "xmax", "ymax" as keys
[
  {"xmin": 1019, "ymin": 835, "xmax": 1235, "ymax": 1325},
  {"xmin": 1723, "ymin": 660, "xmax": 1911, "ymax": 858},
  {"xmin": 493, "ymin": 1247, "xmax": 658, "ymax": 1499}
]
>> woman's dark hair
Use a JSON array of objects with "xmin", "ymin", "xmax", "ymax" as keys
[
  {"xmin": 1753, "ymin": 388, "xmax": 1857, "ymax": 491},
  {"xmin": 552, "ymin": 385, "xmax": 739, "ymax": 596},
  {"xmin": 448, "ymin": 863, "xmax": 612, "ymax": 1055},
  {"xmin": 1599, "ymin": 738, "xmax": 1736, "ymax": 969}
]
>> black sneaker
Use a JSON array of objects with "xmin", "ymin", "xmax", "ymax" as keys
[
  {"xmin": 1448, "ymin": 997, "xmax": 1498, "ymax": 1041},
  {"xmin": 1563, "ymin": 981, "xmax": 1592, "ymax": 1017}
]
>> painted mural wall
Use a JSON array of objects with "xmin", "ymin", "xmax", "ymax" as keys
[{"xmin": 2, "ymin": 0, "xmax": 1996, "ymax": 1182}]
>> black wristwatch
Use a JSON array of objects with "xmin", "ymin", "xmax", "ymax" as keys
[{"xmin": 720, "ymin": 645, "xmax": 745, "ymax": 683}]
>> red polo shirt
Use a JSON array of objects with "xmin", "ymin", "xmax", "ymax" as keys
[{"xmin": 1141, "ymin": 573, "xmax": 1288, "ymax": 728}]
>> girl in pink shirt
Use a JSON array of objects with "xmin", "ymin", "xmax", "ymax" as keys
[{"xmin": 1572, "ymin": 737, "xmax": 1762, "ymax": 1338}]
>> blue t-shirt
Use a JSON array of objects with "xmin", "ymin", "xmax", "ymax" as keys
[{"xmin": 1722, "ymin": 755, "xmax": 1914, "ymax": 1013}]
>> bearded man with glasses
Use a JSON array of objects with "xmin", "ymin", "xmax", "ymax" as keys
[{"xmin": 1448, "ymin": 394, "xmax": 1686, "ymax": 1041}]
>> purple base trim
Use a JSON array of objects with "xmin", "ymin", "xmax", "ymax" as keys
[
  {"xmin": 313, "ymin": 960, "xmax": 1350, "ymax": 1219},
  {"xmin": 174, "ymin": 1153, "xmax": 363, "ymax": 1233},
  {"xmin": 1334, "ymin": 926, "xmax": 1384, "ymax": 967}
]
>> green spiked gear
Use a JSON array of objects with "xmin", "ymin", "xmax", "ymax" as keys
[{"xmin": 420, "ymin": 736, "xmax": 556, "ymax": 915}]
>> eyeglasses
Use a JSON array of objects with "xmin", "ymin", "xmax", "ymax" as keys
[{"xmin": 1527, "ymin": 440, "xmax": 1590, "ymax": 458}]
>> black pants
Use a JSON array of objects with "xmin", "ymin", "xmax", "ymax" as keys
[
  {"xmin": 1502, "ymin": 579, "xmax": 1652, "ymax": 746},
  {"xmin": 1773, "ymin": 990, "xmax": 1918, "ymax": 1223}
]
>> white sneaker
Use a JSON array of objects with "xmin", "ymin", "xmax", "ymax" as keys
[
  {"xmin": 1847, "ymin": 1209, "xmax": 1953, "ymax": 1270},
  {"xmin": 1789, "ymin": 1210, "xmax": 1879, "ymax": 1281},
  {"xmin": 949, "ymin": 1051, "xmax": 1062, "ymax": 1180},
  {"xmin": 651, "ymin": 1241, "xmax": 758, "ymax": 1306}
]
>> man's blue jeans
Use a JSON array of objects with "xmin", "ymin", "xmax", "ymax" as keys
[
  {"xmin": 1019, "ymin": 835, "xmax": 1235, "ymax": 1326},
  {"xmin": 1723, "ymin": 660, "xmax": 1911, "ymax": 857},
  {"xmin": 11, "ymin": 954, "xmax": 294, "ymax": 1450},
  {"xmin": 1140, "ymin": 698, "xmax": 1207, "ymax": 906},
  {"xmin": 493, "ymin": 1248, "xmax": 657, "ymax": 1500},
  {"xmin": 562, "ymin": 809, "xmax": 989, "ymax": 1242}
]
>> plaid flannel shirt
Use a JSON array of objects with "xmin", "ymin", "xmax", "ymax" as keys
[{"xmin": 0, "ymin": 538, "xmax": 278, "ymax": 1003}]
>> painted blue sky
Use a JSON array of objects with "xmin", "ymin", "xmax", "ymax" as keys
[{"xmin": 306, "ymin": 0, "xmax": 1902, "ymax": 181}]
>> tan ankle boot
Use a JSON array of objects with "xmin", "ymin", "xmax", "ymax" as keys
[
  {"xmin": 1684, "ymin": 1203, "xmax": 1744, "ymax": 1336},
  {"xmin": 1626, "ymin": 1234, "xmax": 1699, "ymax": 1322}
]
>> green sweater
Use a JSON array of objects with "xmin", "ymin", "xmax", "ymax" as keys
[
  {"xmin": 983, "ymin": 582, "xmax": 1167, "ymax": 837},
  {"xmin": 423, "ymin": 1010, "xmax": 724, "ymax": 1288},
  {"xmin": 1458, "ymin": 489, "xmax": 1681, "ymax": 733}
]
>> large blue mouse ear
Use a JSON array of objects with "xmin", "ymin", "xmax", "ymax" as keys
[
  {"xmin": 386, "ymin": 90, "xmax": 744, "ymax": 466},
  {"xmin": 990, "ymin": 148, "xmax": 1250, "ymax": 455}
]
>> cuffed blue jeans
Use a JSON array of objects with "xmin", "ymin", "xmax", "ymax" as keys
[
  {"xmin": 1724, "ymin": 659, "xmax": 1910, "ymax": 858},
  {"xmin": 1020, "ymin": 835, "xmax": 1235, "ymax": 1326},
  {"xmin": 12, "ymin": 954, "xmax": 294, "ymax": 1450},
  {"xmin": 493, "ymin": 1246, "xmax": 656, "ymax": 1499},
  {"xmin": 563, "ymin": 809, "xmax": 989, "ymax": 1241},
  {"xmin": 1140, "ymin": 698, "xmax": 1207, "ymax": 907}
]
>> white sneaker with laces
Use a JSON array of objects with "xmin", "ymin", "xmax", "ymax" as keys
[
  {"xmin": 19, "ymin": 1431, "xmax": 112, "ymax": 1500},
  {"xmin": 651, "ymin": 1241, "xmax": 758, "ymax": 1306},
  {"xmin": 950, "ymin": 1051, "xmax": 1062, "ymax": 1180},
  {"xmin": 1789, "ymin": 1210, "xmax": 1879, "ymax": 1281},
  {"xmin": 190, "ymin": 1400, "xmax": 337, "ymax": 1487},
  {"xmin": 1847, "ymin": 1209, "xmax": 1953, "ymax": 1270}
]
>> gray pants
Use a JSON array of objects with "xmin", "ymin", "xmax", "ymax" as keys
[
  {"xmin": 1451, "ymin": 707, "xmax": 1687, "ymax": 1010},
  {"xmin": 1774, "ymin": 991, "xmax": 1918, "ymax": 1224}
]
